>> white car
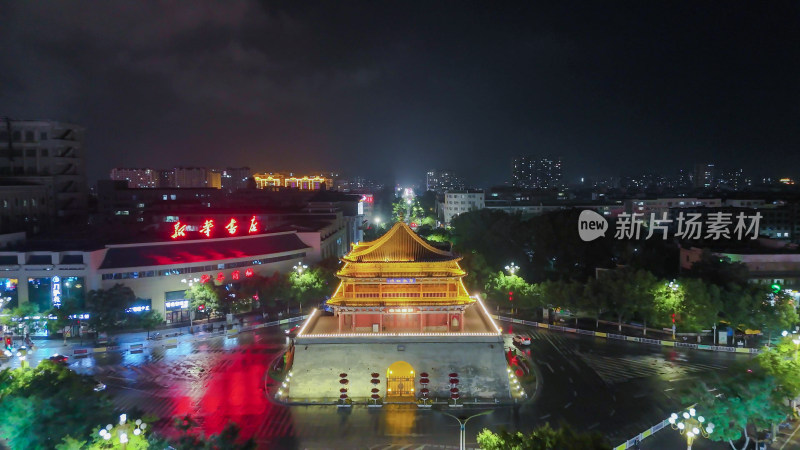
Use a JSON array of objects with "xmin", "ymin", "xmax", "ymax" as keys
[{"xmin": 513, "ymin": 335, "xmax": 531, "ymax": 346}]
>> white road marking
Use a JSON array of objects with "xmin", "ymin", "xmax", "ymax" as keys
[
  {"xmin": 544, "ymin": 362, "xmax": 555, "ymax": 373},
  {"xmin": 564, "ymin": 402, "xmax": 572, "ymax": 409},
  {"xmin": 540, "ymin": 414, "xmax": 551, "ymax": 419}
]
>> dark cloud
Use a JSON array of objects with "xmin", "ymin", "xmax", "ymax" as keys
[{"xmin": 2, "ymin": 1, "xmax": 799, "ymax": 186}]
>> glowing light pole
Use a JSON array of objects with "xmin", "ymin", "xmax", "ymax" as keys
[
  {"xmin": 504, "ymin": 263, "xmax": 519, "ymax": 276},
  {"xmin": 438, "ymin": 410, "xmax": 494, "ymax": 450},
  {"xmin": 669, "ymin": 408, "xmax": 714, "ymax": 450},
  {"xmin": 667, "ymin": 281, "xmax": 680, "ymax": 340}
]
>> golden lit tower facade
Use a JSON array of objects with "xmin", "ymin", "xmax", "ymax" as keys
[{"xmin": 327, "ymin": 222, "xmax": 473, "ymax": 333}]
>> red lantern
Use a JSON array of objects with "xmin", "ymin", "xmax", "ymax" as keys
[
  {"xmin": 371, "ymin": 379, "xmax": 380, "ymax": 384},
  {"xmin": 420, "ymin": 372, "xmax": 429, "ymax": 378},
  {"xmin": 339, "ymin": 379, "xmax": 349, "ymax": 385},
  {"xmin": 340, "ymin": 394, "xmax": 348, "ymax": 399},
  {"xmin": 419, "ymin": 378, "xmax": 430, "ymax": 384},
  {"xmin": 339, "ymin": 373, "xmax": 348, "ymax": 378},
  {"xmin": 371, "ymin": 372, "xmax": 379, "ymax": 378},
  {"xmin": 451, "ymin": 393, "xmax": 460, "ymax": 399},
  {"xmin": 449, "ymin": 378, "xmax": 459, "ymax": 385},
  {"xmin": 420, "ymin": 388, "xmax": 430, "ymax": 394},
  {"xmin": 371, "ymin": 394, "xmax": 381, "ymax": 399},
  {"xmin": 450, "ymin": 387, "xmax": 460, "ymax": 393},
  {"xmin": 371, "ymin": 388, "xmax": 379, "ymax": 393},
  {"xmin": 340, "ymin": 388, "xmax": 348, "ymax": 393}
]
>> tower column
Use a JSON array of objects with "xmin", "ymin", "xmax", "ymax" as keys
[
  {"xmin": 419, "ymin": 312, "xmax": 424, "ymax": 331},
  {"xmin": 446, "ymin": 312, "xmax": 451, "ymax": 332},
  {"xmin": 338, "ymin": 311, "xmax": 343, "ymax": 333},
  {"xmin": 351, "ymin": 312, "xmax": 355, "ymax": 331},
  {"xmin": 460, "ymin": 312, "xmax": 464, "ymax": 331},
  {"xmin": 379, "ymin": 310, "xmax": 383, "ymax": 332}
]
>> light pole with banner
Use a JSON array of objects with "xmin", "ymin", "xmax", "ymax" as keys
[{"xmin": 669, "ymin": 407, "xmax": 714, "ymax": 450}]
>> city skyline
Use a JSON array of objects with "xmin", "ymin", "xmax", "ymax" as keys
[{"xmin": 2, "ymin": 2, "xmax": 799, "ymax": 187}]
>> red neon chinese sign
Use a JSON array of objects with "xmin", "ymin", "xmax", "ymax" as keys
[
  {"xmin": 200, "ymin": 274, "xmax": 211, "ymax": 283},
  {"xmin": 200, "ymin": 219, "xmax": 214, "ymax": 237},
  {"xmin": 225, "ymin": 218, "xmax": 237, "ymax": 235},
  {"xmin": 216, "ymin": 272, "xmax": 225, "ymax": 282},
  {"xmin": 249, "ymin": 216, "xmax": 258, "ymax": 233},
  {"xmin": 171, "ymin": 222, "xmax": 187, "ymax": 239},
  {"xmin": 245, "ymin": 268, "xmax": 254, "ymax": 278},
  {"xmin": 232, "ymin": 270, "xmax": 240, "ymax": 280},
  {"xmin": 166, "ymin": 217, "xmax": 262, "ymax": 238}
]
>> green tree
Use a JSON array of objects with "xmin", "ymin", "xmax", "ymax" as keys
[
  {"xmin": 685, "ymin": 372, "xmax": 788, "ymax": 450},
  {"xmin": 757, "ymin": 336, "xmax": 800, "ymax": 403},
  {"xmin": 477, "ymin": 423, "xmax": 611, "ymax": 450},
  {"xmin": 86, "ymin": 284, "xmax": 137, "ymax": 333},
  {"xmin": 288, "ymin": 267, "xmax": 327, "ymax": 311},
  {"xmin": 585, "ymin": 269, "xmax": 656, "ymax": 333},
  {"xmin": 484, "ymin": 272, "xmax": 539, "ymax": 313},
  {"xmin": 185, "ymin": 283, "xmax": 221, "ymax": 320},
  {"xmin": 0, "ymin": 360, "xmax": 113, "ymax": 450},
  {"xmin": 685, "ymin": 250, "xmax": 750, "ymax": 287},
  {"xmin": 46, "ymin": 296, "xmax": 82, "ymax": 343},
  {"xmin": 170, "ymin": 415, "xmax": 255, "ymax": 450},
  {"xmin": 0, "ymin": 302, "xmax": 39, "ymax": 335},
  {"xmin": 460, "ymin": 251, "xmax": 494, "ymax": 294},
  {"xmin": 136, "ymin": 309, "xmax": 164, "ymax": 339}
]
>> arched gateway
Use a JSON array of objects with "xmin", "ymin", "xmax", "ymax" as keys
[{"xmin": 386, "ymin": 361, "xmax": 415, "ymax": 397}]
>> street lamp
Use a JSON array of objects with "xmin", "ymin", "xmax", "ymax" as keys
[
  {"xmin": 438, "ymin": 410, "xmax": 494, "ymax": 450},
  {"xmin": 293, "ymin": 263, "xmax": 308, "ymax": 275},
  {"xmin": 667, "ymin": 281, "xmax": 680, "ymax": 340},
  {"xmin": 504, "ymin": 263, "xmax": 519, "ymax": 276},
  {"xmin": 669, "ymin": 408, "xmax": 714, "ymax": 450}
]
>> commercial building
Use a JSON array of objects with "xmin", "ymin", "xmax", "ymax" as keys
[
  {"xmin": 110, "ymin": 168, "xmax": 159, "ymax": 188},
  {"xmin": 0, "ymin": 119, "xmax": 88, "ymax": 220},
  {"xmin": 0, "ymin": 226, "xmax": 340, "ymax": 325},
  {"xmin": 680, "ymin": 245, "xmax": 800, "ymax": 294},
  {"xmin": 443, "ymin": 190, "xmax": 485, "ymax": 225},
  {"xmin": 253, "ymin": 173, "xmax": 334, "ymax": 190},
  {"xmin": 425, "ymin": 170, "xmax": 464, "ymax": 193},
  {"xmin": 512, "ymin": 155, "xmax": 563, "ymax": 190}
]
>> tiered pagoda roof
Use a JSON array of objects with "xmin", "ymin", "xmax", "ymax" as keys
[
  {"xmin": 328, "ymin": 222, "xmax": 473, "ymax": 306},
  {"xmin": 344, "ymin": 222, "xmax": 458, "ymax": 263}
]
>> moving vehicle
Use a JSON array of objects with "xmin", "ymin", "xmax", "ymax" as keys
[
  {"xmin": 513, "ymin": 335, "xmax": 531, "ymax": 346},
  {"xmin": 285, "ymin": 325, "xmax": 301, "ymax": 337},
  {"xmin": 49, "ymin": 354, "xmax": 69, "ymax": 365}
]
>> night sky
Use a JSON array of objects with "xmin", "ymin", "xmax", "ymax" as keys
[{"xmin": 2, "ymin": 1, "xmax": 799, "ymax": 187}]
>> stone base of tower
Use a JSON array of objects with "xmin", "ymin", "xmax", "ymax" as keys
[{"xmin": 286, "ymin": 335, "xmax": 511, "ymax": 403}]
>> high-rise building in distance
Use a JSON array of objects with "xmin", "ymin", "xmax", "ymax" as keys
[
  {"xmin": 693, "ymin": 163, "xmax": 715, "ymax": 188},
  {"xmin": 512, "ymin": 156, "xmax": 562, "ymax": 189},
  {"xmin": 426, "ymin": 169, "xmax": 464, "ymax": 193},
  {"xmin": 110, "ymin": 168, "xmax": 159, "ymax": 188}
]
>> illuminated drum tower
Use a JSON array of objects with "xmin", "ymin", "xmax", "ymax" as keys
[{"xmin": 286, "ymin": 222, "xmax": 511, "ymax": 403}]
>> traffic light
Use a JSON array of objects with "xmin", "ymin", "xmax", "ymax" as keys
[
  {"xmin": 4, "ymin": 336, "xmax": 11, "ymax": 350},
  {"xmin": 772, "ymin": 283, "xmax": 782, "ymax": 294},
  {"xmin": 198, "ymin": 304, "xmax": 205, "ymax": 312},
  {"xmin": 509, "ymin": 291, "xmax": 513, "ymax": 302},
  {"xmin": 671, "ymin": 314, "xmax": 676, "ymax": 324}
]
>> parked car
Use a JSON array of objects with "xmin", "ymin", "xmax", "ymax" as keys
[{"xmin": 513, "ymin": 335, "xmax": 531, "ymax": 346}]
